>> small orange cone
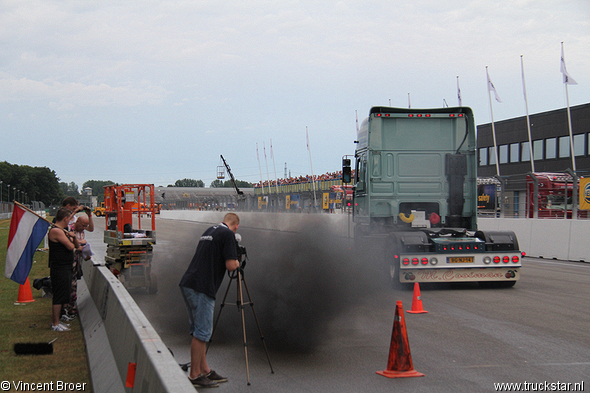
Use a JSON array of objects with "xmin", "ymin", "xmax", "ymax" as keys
[
  {"xmin": 376, "ymin": 301, "xmax": 425, "ymax": 379},
  {"xmin": 407, "ymin": 282, "xmax": 428, "ymax": 314},
  {"xmin": 15, "ymin": 277, "xmax": 35, "ymax": 304}
]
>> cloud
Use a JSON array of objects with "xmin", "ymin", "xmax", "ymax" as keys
[{"xmin": 0, "ymin": 75, "xmax": 170, "ymax": 109}]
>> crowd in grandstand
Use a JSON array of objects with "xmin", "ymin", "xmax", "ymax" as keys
[{"xmin": 254, "ymin": 170, "xmax": 355, "ymax": 189}]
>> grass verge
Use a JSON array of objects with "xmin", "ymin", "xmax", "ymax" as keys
[{"xmin": 0, "ymin": 218, "xmax": 92, "ymax": 390}]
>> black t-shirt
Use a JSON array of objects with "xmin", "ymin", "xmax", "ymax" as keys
[
  {"xmin": 179, "ymin": 223, "xmax": 237, "ymax": 299},
  {"xmin": 48, "ymin": 239, "xmax": 74, "ymax": 270}
]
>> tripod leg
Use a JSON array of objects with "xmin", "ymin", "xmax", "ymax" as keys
[
  {"xmin": 237, "ymin": 270, "xmax": 252, "ymax": 385},
  {"xmin": 241, "ymin": 277, "xmax": 275, "ymax": 373},
  {"xmin": 207, "ymin": 275, "xmax": 234, "ymax": 354}
]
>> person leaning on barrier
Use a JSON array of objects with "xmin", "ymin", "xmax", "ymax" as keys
[
  {"xmin": 179, "ymin": 212, "xmax": 240, "ymax": 388},
  {"xmin": 62, "ymin": 215, "xmax": 91, "ymax": 321},
  {"xmin": 48, "ymin": 208, "xmax": 79, "ymax": 332}
]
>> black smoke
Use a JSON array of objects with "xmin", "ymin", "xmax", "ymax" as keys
[{"xmin": 144, "ymin": 216, "xmax": 386, "ymax": 354}]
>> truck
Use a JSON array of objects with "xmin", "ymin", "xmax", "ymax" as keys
[
  {"xmin": 345, "ymin": 106, "xmax": 522, "ymax": 287},
  {"xmin": 102, "ymin": 184, "xmax": 158, "ymax": 293},
  {"xmin": 526, "ymin": 172, "xmax": 587, "ymax": 219},
  {"xmin": 93, "ymin": 201, "xmax": 106, "ymax": 217}
]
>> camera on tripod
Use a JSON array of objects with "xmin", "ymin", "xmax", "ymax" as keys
[{"xmin": 235, "ymin": 233, "xmax": 247, "ymax": 269}]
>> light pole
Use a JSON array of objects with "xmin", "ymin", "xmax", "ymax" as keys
[
  {"xmin": 0, "ymin": 180, "xmax": 3, "ymax": 203},
  {"xmin": 13, "ymin": 187, "xmax": 16, "ymax": 203},
  {"xmin": 7, "ymin": 184, "xmax": 10, "ymax": 203}
]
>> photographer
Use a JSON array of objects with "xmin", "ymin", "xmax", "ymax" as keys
[
  {"xmin": 179, "ymin": 213, "xmax": 240, "ymax": 388},
  {"xmin": 62, "ymin": 196, "xmax": 94, "ymax": 233}
]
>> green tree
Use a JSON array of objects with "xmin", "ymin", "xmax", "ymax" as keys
[
  {"xmin": 60, "ymin": 181, "xmax": 80, "ymax": 197},
  {"xmin": 210, "ymin": 179, "xmax": 253, "ymax": 188},
  {"xmin": 0, "ymin": 161, "xmax": 63, "ymax": 205},
  {"xmin": 83, "ymin": 180, "xmax": 114, "ymax": 202},
  {"xmin": 174, "ymin": 178, "xmax": 204, "ymax": 187}
]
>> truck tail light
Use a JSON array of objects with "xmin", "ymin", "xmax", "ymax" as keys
[{"xmin": 512, "ymin": 255, "xmax": 520, "ymax": 263}]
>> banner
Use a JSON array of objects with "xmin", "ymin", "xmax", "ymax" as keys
[{"xmin": 580, "ymin": 178, "xmax": 590, "ymax": 210}]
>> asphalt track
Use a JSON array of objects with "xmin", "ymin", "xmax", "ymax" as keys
[{"xmin": 86, "ymin": 216, "xmax": 589, "ymax": 392}]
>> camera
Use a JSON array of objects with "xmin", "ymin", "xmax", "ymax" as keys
[{"xmin": 235, "ymin": 233, "xmax": 247, "ymax": 268}]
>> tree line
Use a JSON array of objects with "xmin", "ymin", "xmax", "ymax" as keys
[
  {"xmin": 169, "ymin": 178, "xmax": 253, "ymax": 188},
  {"xmin": 0, "ymin": 162, "xmax": 252, "ymax": 206}
]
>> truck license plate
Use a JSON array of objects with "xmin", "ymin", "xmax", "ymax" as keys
[{"xmin": 447, "ymin": 257, "xmax": 474, "ymax": 263}]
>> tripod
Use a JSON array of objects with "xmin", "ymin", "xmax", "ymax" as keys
[{"xmin": 207, "ymin": 262, "xmax": 274, "ymax": 385}]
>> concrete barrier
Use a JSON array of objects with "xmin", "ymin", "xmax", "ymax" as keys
[
  {"xmin": 478, "ymin": 218, "xmax": 589, "ymax": 262},
  {"xmin": 162, "ymin": 210, "xmax": 589, "ymax": 262},
  {"xmin": 160, "ymin": 210, "xmax": 353, "ymax": 237},
  {"xmin": 79, "ymin": 258, "xmax": 194, "ymax": 392}
]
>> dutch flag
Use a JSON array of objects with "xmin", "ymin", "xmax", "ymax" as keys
[{"xmin": 5, "ymin": 204, "xmax": 50, "ymax": 285}]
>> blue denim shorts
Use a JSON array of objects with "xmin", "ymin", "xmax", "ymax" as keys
[{"xmin": 180, "ymin": 286, "xmax": 215, "ymax": 342}]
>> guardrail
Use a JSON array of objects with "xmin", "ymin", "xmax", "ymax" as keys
[{"xmin": 79, "ymin": 258, "xmax": 194, "ymax": 392}]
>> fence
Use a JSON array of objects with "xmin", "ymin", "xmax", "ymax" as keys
[{"xmin": 477, "ymin": 172, "xmax": 590, "ymax": 220}]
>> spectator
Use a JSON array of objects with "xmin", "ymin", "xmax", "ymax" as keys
[
  {"xmin": 62, "ymin": 196, "xmax": 95, "ymax": 232},
  {"xmin": 62, "ymin": 215, "xmax": 90, "ymax": 320},
  {"xmin": 48, "ymin": 208, "xmax": 79, "ymax": 332}
]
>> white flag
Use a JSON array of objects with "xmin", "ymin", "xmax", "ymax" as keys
[
  {"xmin": 486, "ymin": 67, "xmax": 502, "ymax": 103},
  {"xmin": 560, "ymin": 43, "xmax": 577, "ymax": 85}
]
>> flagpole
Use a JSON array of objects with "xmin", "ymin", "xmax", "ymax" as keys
[
  {"xmin": 263, "ymin": 142, "xmax": 271, "ymax": 195},
  {"xmin": 521, "ymin": 55, "xmax": 535, "ymax": 173},
  {"xmin": 256, "ymin": 143, "xmax": 265, "ymax": 194},
  {"xmin": 306, "ymin": 126, "xmax": 317, "ymax": 210},
  {"xmin": 270, "ymin": 139, "xmax": 279, "ymax": 195},
  {"xmin": 565, "ymin": 83, "xmax": 576, "ymax": 172},
  {"xmin": 486, "ymin": 66, "xmax": 501, "ymax": 177},
  {"xmin": 457, "ymin": 76, "xmax": 462, "ymax": 107},
  {"xmin": 14, "ymin": 201, "xmax": 57, "ymax": 228},
  {"xmin": 561, "ymin": 42, "xmax": 577, "ymax": 172}
]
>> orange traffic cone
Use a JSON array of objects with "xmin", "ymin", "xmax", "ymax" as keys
[
  {"xmin": 15, "ymin": 277, "xmax": 35, "ymax": 304},
  {"xmin": 376, "ymin": 301, "xmax": 425, "ymax": 379},
  {"xmin": 407, "ymin": 282, "xmax": 428, "ymax": 314}
]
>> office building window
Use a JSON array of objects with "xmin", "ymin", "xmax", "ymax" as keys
[
  {"xmin": 479, "ymin": 148, "xmax": 488, "ymax": 165},
  {"xmin": 521, "ymin": 141, "xmax": 531, "ymax": 162},
  {"xmin": 559, "ymin": 136, "xmax": 570, "ymax": 158},
  {"xmin": 488, "ymin": 146, "xmax": 496, "ymax": 165},
  {"xmin": 533, "ymin": 140, "xmax": 543, "ymax": 160},
  {"xmin": 510, "ymin": 143, "xmax": 519, "ymax": 163},
  {"xmin": 499, "ymin": 145, "xmax": 509, "ymax": 164},
  {"xmin": 546, "ymin": 138, "xmax": 556, "ymax": 159},
  {"xmin": 574, "ymin": 134, "xmax": 585, "ymax": 156}
]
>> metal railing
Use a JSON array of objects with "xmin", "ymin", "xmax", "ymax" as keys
[{"xmin": 477, "ymin": 172, "xmax": 590, "ymax": 219}]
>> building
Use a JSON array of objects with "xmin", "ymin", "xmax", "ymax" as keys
[
  {"xmin": 476, "ymin": 102, "xmax": 590, "ymax": 217},
  {"xmin": 477, "ymin": 102, "xmax": 590, "ymax": 180}
]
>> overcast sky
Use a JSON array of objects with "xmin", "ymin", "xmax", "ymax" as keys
[{"xmin": 1, "ymin": 0, "xmax": 589, "ymax": 189}]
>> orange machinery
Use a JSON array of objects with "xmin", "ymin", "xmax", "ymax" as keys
[{"xmin": 103, "ymin": 184, "xmax": 157, "ymax": 293}]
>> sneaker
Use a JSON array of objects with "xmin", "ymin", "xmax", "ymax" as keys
[
  {"xmin": 59, "ymin": 322, "xmax": 70, "ymax": 328},
  {"xmin": 206, "ymin": 370, "xmax": 228, "ymax": 383},
  {"xmin": 188, "ymin": 375, "xmax": 219, "ymax": 388},
  {"xmin": 61, "ymin": 314, "xmax": 75, "ymax": 322},
  {"xmin": 51, "ymin": 324, "xmax": 70, "ymax": 332}
]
